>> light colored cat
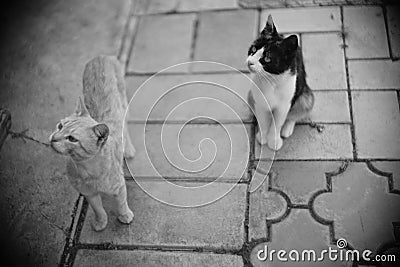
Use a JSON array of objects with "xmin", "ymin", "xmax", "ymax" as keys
[
  {"xmin": 49, "ymin": 55, "xmax": 135, "ymax": 231},
  {"xmin": 247, "ymin": 15, "xmax": 314, "ymax": 151}
]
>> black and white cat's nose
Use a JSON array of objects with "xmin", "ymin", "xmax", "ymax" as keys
[{"xmin": 246, "ymin": 58, "xmax": 256, "ymax": 70}]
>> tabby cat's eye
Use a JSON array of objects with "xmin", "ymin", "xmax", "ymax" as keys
[
  {"xmin": 57, "ymin": 123, "xmax": 63, "ymax": 130},
  {"xmin": 251, "ymin": 46, "xmax": 257, "ymax": 53},
  {"xmin": 67, "ymin": 135, "xmax": 78, "ymax": 142}
]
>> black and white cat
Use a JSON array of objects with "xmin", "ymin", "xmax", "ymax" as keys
[{"xmin": 247, "ymin": 15, "xmax": 314, "ymax": 151}]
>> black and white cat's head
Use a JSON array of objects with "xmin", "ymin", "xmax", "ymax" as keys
[{"xmin": 247, "ymin": 15, "xmax": 299, "ymax": 75}]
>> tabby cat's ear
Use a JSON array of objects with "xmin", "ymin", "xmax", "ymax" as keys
[
  {"xmin": 262, "ymin": 15, "xmax": 277, "ymax": 36},
  {"xmin": 75, "ymin": 97, "xmax": 89, "ymax": 117},
  {"xmin": 93, "ymin": 123, "xmax": 109, "ymax": 146}
]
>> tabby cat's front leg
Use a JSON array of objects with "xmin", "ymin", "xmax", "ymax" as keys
[
  {"xmin": 86, "ymin": 194, "xmax": 108, "ymax": 231},
  {"xmin": 113, "ymin": 184, "xmax": 134, "ymax": 224},
  {"xmin": 124, "ymin": 125, "xmax": 136, "ymax": 159}
]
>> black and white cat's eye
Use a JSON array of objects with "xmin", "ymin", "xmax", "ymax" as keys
[
  {"xmin": 248, "ymin": 46, "xmax": 257, "ymax": 55},
  {"xmin": 67, "ymin": 135, "xmax": 78, "ymax": 142},
  {"xmin": 57, "ymin": 122, "xmax": 63, "ymax": 130}
]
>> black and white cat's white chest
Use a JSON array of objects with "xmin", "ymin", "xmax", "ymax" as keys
[{"xmin": 251, "ymin": 70, "xmax": 297, "ymax": 111}]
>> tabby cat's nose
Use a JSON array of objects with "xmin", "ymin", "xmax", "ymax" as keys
[{"xmin": 49, "ymin": 133, "xmax": 59, "ymax": 143}]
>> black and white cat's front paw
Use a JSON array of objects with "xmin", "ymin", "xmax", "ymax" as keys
[
  {"xmin": 256, "ymin": 131, "xmax": 268, "ymax": 145},
  {"xmin": 257, "ymin": 131, "xmax": 283, "ymax": 151},
  {"xmin": 281, "ymin": 120, "xmax": 296, "ymax": 138},
  {"xmin": 267, "ymin": 136, "xmax": 283, "ymax": 151}
]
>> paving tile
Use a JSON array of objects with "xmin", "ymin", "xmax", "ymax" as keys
[
  {"xmin": 253, "ymin": 161, "xmax": 343, "ymax": 204},
  {"xmin": 344, "ymin": 6, "xmax": 389, "ymax": 59},
  {"xmin": 255, "ymin": 125, "xmax": 353, "ymax": 160},
  {"xmin": 348, "ymin": 60, "xmax": 400, "ymax": 89},
  {"xmin": 260, "ymin": 7, "xmax": 341, "ymax": 33},
  {"xmin": 125, "ymin": 123, "xmax": 250, "ymax": 180},
  {"xmin": 302, "ymin": 33, "xmax": 347, "ymax": 90},
  {"xmin": 372, "ymin": 161, "xmax": 400, "ymax": 191},
  {"xmin": 193, "ymin": 10, "xmax": 258, "ymax": 72},
  {"xmin": 178, "ymin": 0, "xmax": 238, "ymax": 12},
  {"xmin": 128, "ymin": 14, "xmax": 195, "ymax": 73},
  {"xmin": 79, "ymin": 181, "xmax": 246, "ymax": 249},
  {"xmin": 241, "ymin": 0, "xmax": 385, "ymax": 8},
  {"xmin": 352, "ymin": 91, "xmax": 400, "ymax": 159},
  {"xmin": 387, "ymin": 5, "xmax": 400, "ymax": 58},
  {"xmin": 134, "ymin": 0, "xmax": 179, "ymax": 14},
  {"xmin": 310, "ymin": 91, "xmax": 351, "ymax": 123},
  {"xmin": 74, "ymin": 249, "xmax": 243, "ymax": 267},
  {"xmin": 125, "ymin": 73, "xmax": 254, "ymax": 122},
  {"xmin": 250, "ymin": 210, "xmax": 350, "ymax": 266},
  {"xmin": 313, "ymin": 163, "xmax": 400, "ymax": 253},
  {"xmin": 249, "ymin": 180, "xmax": 288, "ymax": 240}
]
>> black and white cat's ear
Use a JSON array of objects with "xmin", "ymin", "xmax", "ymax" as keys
[
  {"xmin": 75, "ymin": 97, "xmax": 89, "ymax": 117},
  {"xmin": 283, "ymin": 34, "xmax": 299, "ymax": 53},
  {"xmin": 262, "ymin": 15, "xmax": 277, "ymax": 36},
  {"xmin": 93, "ymin": 123, "xmax": 109, "ymax": 146}
]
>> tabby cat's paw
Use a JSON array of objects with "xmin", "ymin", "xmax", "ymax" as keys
[
  {"xmin": 256, "ymin": 132, "xmax": 268, "ymax": 145},
  {"xmin": 91, "ymin": 217, "xmax": 108, "ymax": 232},
  {"xmin": 118, "ymin": 209, "xmax": 134, "ymax": 224},
  {"xmin": 124, "ymin": 145, "xmax": 136, "ymax": 159},
  {"xmin": 267, "ymin": 136, "xmax": 283, "ymax": 151}
]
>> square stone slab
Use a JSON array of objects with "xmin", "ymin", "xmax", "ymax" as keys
[
  {"xmin": 255, "ymin": 125, "xmax": 353, "ymax": 160},
  {"xmin": 125, "ymin": 73, "xmax": 254, "ymax": 123},
  {"xmin": 128, "ymin": 14, "xmax": 195, "ymax": 73},
  {"xmin": 387, "ymin": 5, "xmax": 400, "ymax": 58},
  {"xmin": 348, "ymin": 60, "xmax": 400, "ymax": 89},
  {"xmin": 178, "ymin": 0, "xmax": 238, "ymax": 12},
  {"xmin": 193, "ymin": 10, "xmax": 258, "ymax": 72},
  {"xmin": 302, "ymin": 33, "xmax": 347, "ymax": 90},
  {"xmin": 352, "ymin": 91, "xmax": 400, "ymax": 159},
  {"xmin": 343, "ymin": 6, "xmax": 389, "ymax": 59},
  {"xmin": 134, "ymin": 0, "xmax": 180, "ymax": 15},
  {"xmin": 79, "ymin": 181, "xmax": 246, "ymax": 249},
  {"xmin": 74, "ymin": 249, "xmax": 243, "ymax": 267},
  {"xmin": 126, "ymin": 123, "xmax": 250, "ymax": 181},
  {"xmin": 310, "ymin": 91, "xmax": 351, "ymax": 123},
  {"xmin": 260, "ymin": 7, "xmax": 341, "ymax": 33}
]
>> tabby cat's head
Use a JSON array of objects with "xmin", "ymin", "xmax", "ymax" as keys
[
  {"xmin": 247, "ymin": 15, "xmax": 298, "ymax": 75},
  {"xmin": 49, "ymin": 98, "xmax": 109, "ymax": 161}
]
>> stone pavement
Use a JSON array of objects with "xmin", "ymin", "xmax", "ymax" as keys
[{"xmin": 0, "ymin": 0, "xmax": 399, "ymax": 266}]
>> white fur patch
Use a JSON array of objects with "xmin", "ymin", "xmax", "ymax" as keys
[{"xmin": 250, "ymin": 70, "xmax": 296, "ymax": 111}]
